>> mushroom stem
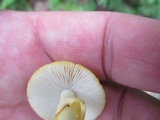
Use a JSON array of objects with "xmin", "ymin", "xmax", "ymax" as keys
[
  {"xmin": 55, "ymin": 89, "xmax": 86, "ymax": 120},
  {"xmin": 59, "ymin": 89, "xmax": 75, "ymax": 102}
]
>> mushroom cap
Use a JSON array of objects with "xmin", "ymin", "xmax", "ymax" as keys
[{"xmin": 27, "ymin": 61, "xmax": 106, "ymax": 120}]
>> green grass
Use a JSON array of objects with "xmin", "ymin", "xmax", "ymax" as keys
[{"xmin": 0, "ymin": 0, "xmax": 160, "ymax": 18}]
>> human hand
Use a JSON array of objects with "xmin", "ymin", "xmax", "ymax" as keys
[{"xmin": 0, "ymin": 11, "xmax": 160, "ymax": 120}]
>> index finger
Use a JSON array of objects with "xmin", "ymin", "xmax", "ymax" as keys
[{"xmin": 35, "ymin": 12, "xmax": 160, "ymax": 92}]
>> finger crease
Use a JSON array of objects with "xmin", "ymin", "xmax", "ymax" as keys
[
  {"xmin": 117, "ymin": 87, "xmax": 128, "ymax": 120},
  {"xmin": 102, "ymin": 12, "xmax": 114, "ymax": 79},
  {"xmin": 31, "ymin": 16, "xmax": 53, "ymax": 61}
]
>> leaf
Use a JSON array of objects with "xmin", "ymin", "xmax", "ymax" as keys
[
  {"xmin": 0, "ymin": 0, "xmax": 16, "ymax": 9},
  {"xmin": 97, "ymin": 0, "xmax": 108, "ymax": 8},
  {"xmin": 48, "ymin": 0, "xmax": 61, "ymax": 10}
]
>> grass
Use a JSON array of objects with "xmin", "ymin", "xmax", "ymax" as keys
[{"xmin": 0, "ymin": 0, "xmax": 160, "ymax": 19}]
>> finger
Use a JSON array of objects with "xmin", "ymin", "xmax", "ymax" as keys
[
  {"xmin": 98, "ymin": 81, "xmax": 160, "ymax": 120},
  {"xmin": 36, "ymin": 12, "xmax": 110, "ymax": 80},
  {"xmin": 36, "ymin": 12, "xmax": 160, "ymax": 92},
  {"xmin": 103, "ymin": 13, "xmax": 160, "ymax": 92}
]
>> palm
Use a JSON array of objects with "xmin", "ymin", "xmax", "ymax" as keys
[
  {"xmin": 0, "ymin": 18, "xmax": 50, "ymax": 119},
  {"xmin": 0, "ymin": 11, "xmax": 160, "ymax": 120}
]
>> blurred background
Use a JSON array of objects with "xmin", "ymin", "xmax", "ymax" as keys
[{"xmin": 0, "ymin": 0, "xmax": 160, "ymax": 19}]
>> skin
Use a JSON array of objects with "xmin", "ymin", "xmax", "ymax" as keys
[{"xmin": 0, "ymin": 11, "xmax": 160, "ymax": 120}]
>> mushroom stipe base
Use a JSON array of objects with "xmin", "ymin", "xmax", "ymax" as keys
[
  {"xmin": 55, "ymin": 89, "xmax": 86, "ymax": 120},
  {"xmin": 27, "ymin": 61, "xmax": 106, "ymax": 120}
]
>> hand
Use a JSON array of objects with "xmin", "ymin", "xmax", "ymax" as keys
[{"xmin": 0, "ymin": 11, "xmax": 160, "ymax": 120}]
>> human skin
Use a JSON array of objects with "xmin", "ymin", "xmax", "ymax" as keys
[{"xmin": 0, "ymin": 11, "xmax": 160, "ymax": 120}]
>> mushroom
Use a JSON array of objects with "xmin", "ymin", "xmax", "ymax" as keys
[{"xmin": 27, "ymin": 61, "xmax": 106, "ymax": 120}]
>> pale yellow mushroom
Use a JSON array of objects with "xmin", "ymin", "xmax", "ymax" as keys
[{"xmin": 27, "ymin": 61, "xmax": 106, "ymax": 120}]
